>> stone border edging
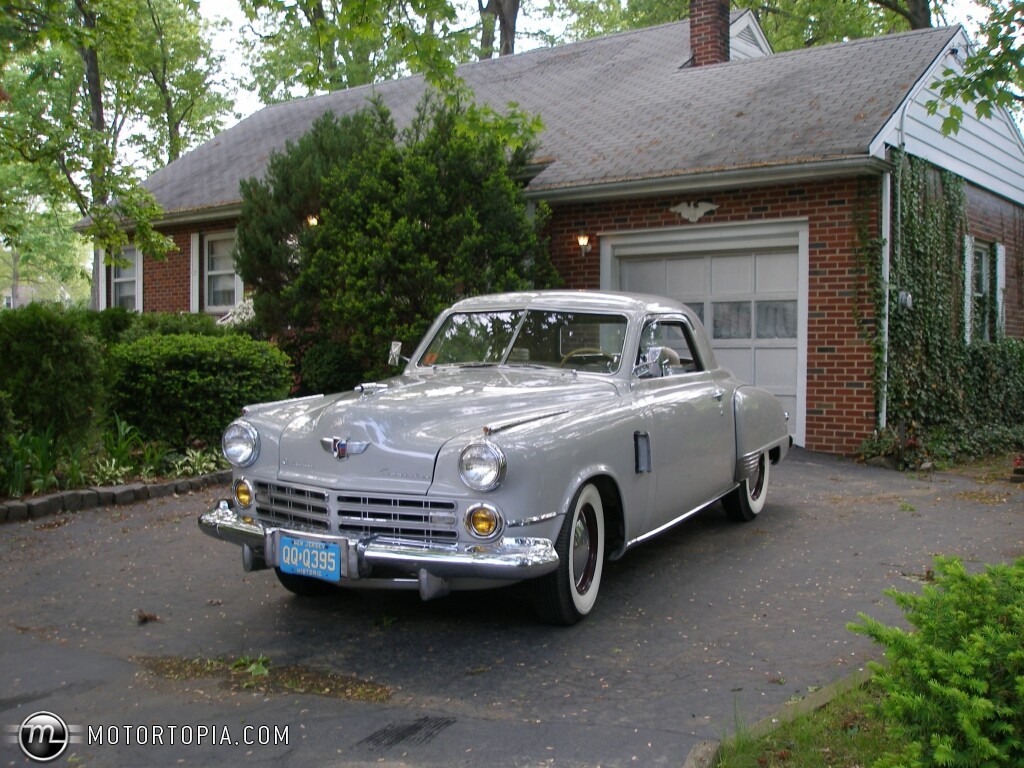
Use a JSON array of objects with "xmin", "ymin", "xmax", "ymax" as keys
[
  {"xmin": 0, "ymin": 469, "xmax": 232, "ymax": 525},
  {"xmin": 682, "ymin": 667, "xmax": 875, "ymax": 768}
]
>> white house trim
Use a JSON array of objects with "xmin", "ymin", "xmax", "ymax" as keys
[{"xmin": 190, "ymin": 232, "xmax": 200, "ymax": 313}]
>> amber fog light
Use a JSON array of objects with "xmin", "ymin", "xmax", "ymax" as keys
[
  {"xmin": 233, "ymin": 478, "xmax": 255, "ymax": 509},
  {"xmin": 466, "ymin": 504, "xmax": 503, "ymax": 539}
]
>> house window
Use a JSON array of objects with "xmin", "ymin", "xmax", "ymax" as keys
[
  {"xmin": 2, "ymin": 295, "xmax": 12, "ymax": 309},
  {"xmin": 205, "ymin": 234, "xmax": 238, "ymax": 310},
  {"xmin": 113, "ymin": 246, "xmax": 140, "ymax": 310},
  {"xmin": 965, "ymin": 239, "xmax": 1006, "ymax": 343}
]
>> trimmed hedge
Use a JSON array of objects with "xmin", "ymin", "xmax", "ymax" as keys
[
  {"xmin": 108, "ymin": 334, "xmax": 292, "ymax": 447},
  {"xmin": 0, "ymin": 303, "xmax": 102, "ymax": 446}
]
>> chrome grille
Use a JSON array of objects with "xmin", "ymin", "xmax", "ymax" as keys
[
  {"xmin": 252, "ymin": 481, "xmax": 460, "ymax": 543},
  {"xmin": 255, "ymin": 481, "xmax": 330, "ymax": 532},
  {"xmin": 336, "ymin": 495, "xmax": 459, "ymax": 544}
]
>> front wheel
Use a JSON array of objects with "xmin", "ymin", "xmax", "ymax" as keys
[
  {"xmin": 274, "ymin": 567, "xmax": 335, "ymax": 597},
  {"xmin": 533, "ymin": 483, "xmax": 606, "ymax": 625},
  {"xmin": 723, "ymin": 451, "xmax": 769, "ymax": 522}
]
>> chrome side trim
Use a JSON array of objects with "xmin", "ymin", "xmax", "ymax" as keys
[
  {"xmin": 483, "ymin": 410, "xmax": 569, "ymax": 436},
  {"xmin": 506, "ymin": 510, "xmax": 559, "ymax": 528},
  {"xmin": 734, "ymin": 451, "xmax": 761, "ymax": 483}
]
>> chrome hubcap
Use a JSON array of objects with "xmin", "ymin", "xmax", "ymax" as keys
[{"xmin": 571, "ymin": 505, "xmax": 597, "ymax": 593}]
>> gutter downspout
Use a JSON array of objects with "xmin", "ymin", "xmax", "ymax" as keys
[{"xmin": 879, "ymin": 170, "xmax": 892, "ymax": 431}]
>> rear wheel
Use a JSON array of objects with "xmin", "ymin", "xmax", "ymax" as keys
[
  {"xmin": 723, "ymin": 451, "xmax": 769, "ymax": 522},
  {"xmin": 534, "ymin": 483, "xmax": 605, "ymax": 625},
  {"xmin": 274, "ymin": 567, "xmax": 335, "ymax": 597}
]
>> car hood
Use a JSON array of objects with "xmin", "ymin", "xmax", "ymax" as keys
[{"xmin": 247, "ymin": 368, "xmax": 618, "ymax": 494}]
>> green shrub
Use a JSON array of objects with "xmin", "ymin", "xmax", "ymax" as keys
[
  {"xmin": 299, "ymin": 339, "xmax": 362, "ymax": 394},
  {"xmin": 108, "ymin": 334, "xmax": 292, "ymax": 447},
  {"xmin": 0, "ymin": 303, "xmax": 102, "ymax": 446},
  {"xmin": 118, "ymin": 312, "xmax": 228, "ymax": 343},
  {"xmin": 850, "ymin": 557, "xmax": 1024, "ymax": 768}
]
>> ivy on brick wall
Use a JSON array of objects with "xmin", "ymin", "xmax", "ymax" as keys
[{"xmin": 860, "ymin": 150, "xmax": 1024, "ymax": 466}]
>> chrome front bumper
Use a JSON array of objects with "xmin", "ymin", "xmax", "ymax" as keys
[{"xmin": 198, "ymin": 500, "xmax": 560, "ymax": 598}]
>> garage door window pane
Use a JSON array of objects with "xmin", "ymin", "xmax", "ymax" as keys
[
  {"xmin": 756, "ymin": 300, "xmax": 797, "ymax": 339},
  {"xmin": 712, "ymin": 301, "xmax": 751, "ymax": 339},
  {"xmin": 685, "ymin": 303, "xmax": 704, "ymax": 325}
]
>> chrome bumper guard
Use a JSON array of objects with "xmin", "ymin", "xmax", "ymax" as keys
[{"xmin": 198, "ymin": 500, "xmax": 560, "ymax": 596}]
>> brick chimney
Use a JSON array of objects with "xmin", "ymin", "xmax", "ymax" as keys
[{"xmin": 690, "ymin": 0, "xmax": 730, "ymax": 67}]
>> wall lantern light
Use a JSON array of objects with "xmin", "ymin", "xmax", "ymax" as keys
[
  {"xmin": 306, "ymin": 214, "xmax": 319, "ymax": 227},
  {"xmin": 577, "ymin": 234, "xmax": 592, "ymax": 256}
]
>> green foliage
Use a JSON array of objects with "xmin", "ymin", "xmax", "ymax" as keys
[
  {"xmin": 929, "ymin": 0, "xmax": 1024, "ymax": 135},
  {"xmin": 0, "ymin": 0, "xmax": 230, "ymax": 266},
  {"xmin": 308, "ymin": 94, "xmax": 557, "ymax": 379},
  {"xmin": 549, "ymin": 0, "xmax": 912, "ymax": 50},
  {"xmin": 850, "ymin": 557, "xmax": 1024, "ymax": 768},
  {"xmin": 859, "ymin": 151, "xmax": 1023, "ymax": 466},
  {"xmin": 236, "ymin": 94, "xmax": 556, "ymax": 385},
  {"xmin": 300, "ymin": 340, "xmax": 362, "ymax": 394},
  {"xmin": 168, "ymin": 447, "xmax": 223, "ymax": 479},
  {"xmin": 107, "ymin": 334, "xmax": 292, "ymax": 447},
  {"xmin": 0, "ymin": 303, "xmax": 102, "ymax": 447},
  {"xmin": 109, "ymin": 333, "xmax": 292, "ymax": 448}
]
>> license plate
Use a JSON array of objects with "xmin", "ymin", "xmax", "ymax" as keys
[{"xmin": 278, "ymin": 535, "xmax": 342, "ymax": 582}]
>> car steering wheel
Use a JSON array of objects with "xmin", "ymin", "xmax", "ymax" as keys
[{"xmin": 560, "ymin": 348, "xmax": 615, "ymax": 369}]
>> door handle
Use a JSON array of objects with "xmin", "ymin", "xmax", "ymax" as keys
[{"xmin": 712, "ymin": 389, "xmax": 724, "ymax": 401}]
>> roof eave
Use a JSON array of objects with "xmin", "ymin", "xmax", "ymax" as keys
[{"xmin": 527, "ymin": 157, "xmax": 892, "ymax": 203}]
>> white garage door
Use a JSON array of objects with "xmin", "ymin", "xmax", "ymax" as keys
[{"xmin": 604, "ymin": 221, "xmax": 807, "ymax": 445}]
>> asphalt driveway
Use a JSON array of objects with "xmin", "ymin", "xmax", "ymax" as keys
[{"xmin": 1, "ymin": 449, "xmax": 1021, "ymax": 767}]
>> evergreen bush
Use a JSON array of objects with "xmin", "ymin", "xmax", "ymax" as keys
[
  {"xmin": 108, "ymin": 334, "xmax": 292, "ymax": 447},
  {"xmin": 0, "ymin": 303, "xmax": 102, "ymax": 446},
  {"xmin": 850, "ymin": 557, "xmax": 1024, "ymax": 768}
]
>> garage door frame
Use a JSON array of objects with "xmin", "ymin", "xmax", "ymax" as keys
[{"xmin": 599, "ymin": 218, "xmax": 809, "ymax": 446}]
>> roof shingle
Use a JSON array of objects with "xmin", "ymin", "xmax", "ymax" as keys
[{"xmin": 144, "ymin": 21, "xmax": 958, "ymax": 215}]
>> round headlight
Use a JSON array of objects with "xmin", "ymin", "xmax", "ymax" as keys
[
  {"xmin": 222, "ymin": 421, "xmax": 260, "ymax": 468},
  {"xmin": 459, "ymin": 442, "xmax": 506, "ymax": 492}
]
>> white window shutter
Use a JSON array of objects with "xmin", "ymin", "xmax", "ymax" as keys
[
  {"xmin": 136, "ymin": 247, "xmax": 144, "ymax": 313},
  {"xmin": 190, "ymin": 232, "xmax": 200, "ymax": 313},
  {"xmin": 963, "ymin": 235, "xmax": 974, "ymax": 343},
  {"xmin": 97, "ymin": 248, "xmax": 107, "ymax": 310},
  {"xmin": 995, "ymin": 243, "xmax": 1006, "ymax": 338}
]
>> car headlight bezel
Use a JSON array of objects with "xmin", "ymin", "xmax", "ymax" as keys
[
  {"xmin": 465, "ymin": 503, "xmax": 504, "ymax": 540},
  {"xmin": 222, "ymin": 420, "xmax": 260, "ymax": 468},
  {"xmin": 459, "ymin": 441, "xmax": 506, "ymax": 492}
]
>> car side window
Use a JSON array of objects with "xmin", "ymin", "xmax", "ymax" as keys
[{"xmin": 635, "ymin": 319, "xmax": 703, "ymax": 378}]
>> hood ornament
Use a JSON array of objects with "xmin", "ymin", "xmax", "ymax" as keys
[{"xmin": 320, "ymin": 437, "xmax": 370, "ymax": 460}]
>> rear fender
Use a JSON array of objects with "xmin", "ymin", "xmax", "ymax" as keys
[{"xmin": 733, "ymin": 386, "xmax": 790, "ymax": 481}]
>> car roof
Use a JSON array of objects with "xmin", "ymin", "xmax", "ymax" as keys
[{"xmin": 448, "ymin": 290, "xmax": 688, "ymax": 318}]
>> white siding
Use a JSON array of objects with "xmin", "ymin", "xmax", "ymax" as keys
[{"xmin": 873, "ymin": 28, "xmax": 1024, "ymax": 206}]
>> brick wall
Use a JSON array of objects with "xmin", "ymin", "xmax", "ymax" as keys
[
  {"xmin": 546, "ymin": 177, "xmax": 883, "ymax": 455},
  {"xmin": 127, "ymin": 219, "xmax": 238, "ymax": 314}
]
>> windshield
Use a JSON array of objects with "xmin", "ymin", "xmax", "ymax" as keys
[{"xmin": 418, "ymin": 309, "xmax": 628, "ymax": 373}]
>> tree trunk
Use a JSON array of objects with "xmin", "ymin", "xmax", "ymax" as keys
[
  {"xmin": 478, "ymin": 0, "xmax": 497, "ymax": 59},
  {"xmin": 497, "ymin": 0, "xmax": 520, "ymax": 56},
  {"xmin": 75, "ymin": 0, "xmax": 109, "ymax": 310}
]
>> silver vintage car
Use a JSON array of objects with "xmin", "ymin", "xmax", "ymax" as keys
[{"xmin": 199, "ymin": 291, "xmax": 791, "ymax": 624}]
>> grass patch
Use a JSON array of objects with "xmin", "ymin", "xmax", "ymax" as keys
[
  {"xmin": 716, "ymin": 682, "xmax": 900, "ymax": 768},
  {"xmin": 137, "ymin": 654, "xmax": 391, "ymax": 703}
]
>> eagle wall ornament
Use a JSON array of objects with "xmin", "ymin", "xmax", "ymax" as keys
[{"xmin": 670, "ymin": 200, "xmax": 719, "ymax": 222}]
